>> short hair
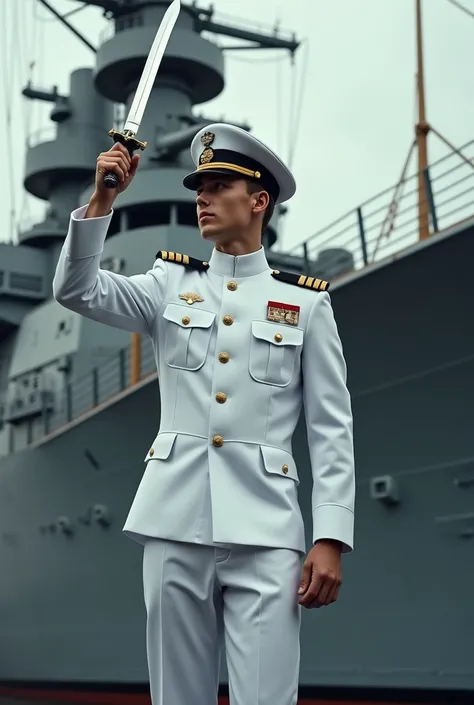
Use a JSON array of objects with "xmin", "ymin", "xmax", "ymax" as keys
[{"xmin": 245, "ymin": 180, "xmax": 275, "ymax": 231}]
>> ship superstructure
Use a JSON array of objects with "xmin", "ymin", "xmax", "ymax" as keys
[{"xmin": 0, "ymin": 1, "xmax": 473, "ymax": 703}]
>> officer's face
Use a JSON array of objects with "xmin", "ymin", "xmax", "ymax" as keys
[{"xmin": 195, "ymin": 176, "xmax": 261, "ymax": 241}]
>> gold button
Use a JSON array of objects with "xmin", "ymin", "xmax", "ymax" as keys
[
  {"xmin": 149, "ymin": 448, "xmax": 155, "ymax": 457},
  {"xmin": 227, "ymin": 281, "xmax": 238, "ymax": 291},
  {"xmin": 218, "ymin": 352, "xmax": 230, "ymax": 364},
  {"xmin": 274, "ymin": 333, "xmax": 283, "ymax": 343},
  {"xmin": 223, "ymin": 315, "xmax": 234, "ymax": 326},
  {"xmin": 202, "ymin": 261, "xmax": 208, "ymax": 266},
  {"xmin": 182, "ymin": 316, "xmax": 190, "ymax": 325},
  {"xmin": 282, "ymin": 464, "xmax": 289, "ymax": 474},
  {"xmin": 212, "ymin": 435, "xmax": 223, "ymax": 447},
  {"xmin": 215, "ymin": 392, "xmax": 227, "ymax": 404}
]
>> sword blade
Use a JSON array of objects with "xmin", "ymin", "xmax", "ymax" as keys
[{"xmin": 124, "ymin": 0, "xmax": 181, "ymax": 134}]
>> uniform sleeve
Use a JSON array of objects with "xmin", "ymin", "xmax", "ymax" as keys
[
  {"xmin": 52, "ymin": 204, "xmax": 167, "ymax": 335},
  {"xmin": 302, "ymin": 291, "xmax": 355, "ymax": 553}
]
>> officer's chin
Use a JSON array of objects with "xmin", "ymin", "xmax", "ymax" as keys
[{"xmin": 199, "ymin": 220, "xmax": 221, "ymax": 242}]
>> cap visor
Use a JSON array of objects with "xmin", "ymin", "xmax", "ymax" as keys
[{"xmin": 183, "ymin": 168, "xmax": 245, "ymax": 191}]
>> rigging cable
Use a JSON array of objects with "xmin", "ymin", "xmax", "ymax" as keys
[
  {"xmin": 1, "ymin": 0, "xmax": 16, "ymax": 243},
  {"xmin": 18, "ymin": 0, "xmax": 41, "ymax": 232},
  {"xmin": 287, "ymin": 38, "xmax": 309, "ymax": 172},
  {"xmin": 13, "ymin": 0, "xmax": 31, "ymax": 240},
  {"xmin": 445, "ymin": 0, "xmax": 474, "ymax": 21}
]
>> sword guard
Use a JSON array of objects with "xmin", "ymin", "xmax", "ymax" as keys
[{"xmin": 103, "ymin": 129, "xmax": 148, "ymax": 189}]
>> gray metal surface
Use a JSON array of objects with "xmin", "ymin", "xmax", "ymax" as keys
[{"xmin": 0, "ymin": 0, "xmax": 473, "ymax": 696}]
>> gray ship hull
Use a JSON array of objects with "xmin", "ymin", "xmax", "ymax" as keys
[{"xmin": 1, "ymin": 219, "xmax": 473, "ymax": 697}]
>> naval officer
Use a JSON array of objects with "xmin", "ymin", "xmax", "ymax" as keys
[{"xmin": 53, "ymin": 123, "xmax": 355, "ymax": 705}]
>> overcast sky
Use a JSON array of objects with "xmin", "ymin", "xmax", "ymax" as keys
[{"xmin": 1, "ymin": 0, "xmax": 474, "ymax": 253}]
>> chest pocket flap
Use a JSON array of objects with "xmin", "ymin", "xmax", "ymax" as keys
[
  {"xmin": 249, "ymin": 321, "xmax": 303, "ymax": 387},
  {"xmin": 163, "ymin": 303, "xmax": 216, "ymax": 329},
  {"xmin": 163, "ymin": 303, "xmax": 215, "ymax": 371},
  {"xmin": 251, "ymin": 321, "xmax": 304, "ymax": 347}
]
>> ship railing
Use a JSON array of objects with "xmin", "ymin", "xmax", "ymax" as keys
[
  {"xmin": 17, "ymin": 205, "xmax": 58, "ymax": 234},
  {"xmin": 200, "ymin": 9, "xmax": 297, "ymax": 44},
  {"xmin": 26, "ymin": 123, "xmax": 112, "ymax": 149},
  {"xmin": 16, "ymin": 139, "xmax": 474, "ymax": 446},
  {"xmin": 35, "ymin": 336, "xmax": 156, "ymax": 441},
  {"xmin": 98, "ymin": 6, "xmax": 295, "ymax": 44},
  {"xmin": 290, "ymin": 137, "xmax": 474, "ymax": 277}
]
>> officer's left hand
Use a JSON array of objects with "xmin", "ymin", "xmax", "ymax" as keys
[{"xmin": 297, "ymin": 539, "xmax": 342, "ymax": 609}]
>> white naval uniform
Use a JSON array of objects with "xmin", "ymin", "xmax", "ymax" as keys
[{"xmin": 53, "ymin": 204, "xmax": 356, "ymax": 705}]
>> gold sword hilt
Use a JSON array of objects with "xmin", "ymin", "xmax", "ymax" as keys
[{"xmin": 103, "ymin": 129, "xmax": 148, "ymax": 189}]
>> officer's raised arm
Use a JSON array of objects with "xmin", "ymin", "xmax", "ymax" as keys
[
  {"xmin": 302, "ymin": 291, "xmax": 356, "ymax": 554},
  {"xmin": 52, "ymin": 143, "xmax": 166, "ymax": 336}
]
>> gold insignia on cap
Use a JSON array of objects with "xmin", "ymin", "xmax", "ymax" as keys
[
  {"xmin": 179, "ymin": 292, "xmax": 204, "ymax": 305},
  {"xmin": 200, "ymin": 149, "xmax": 214, "ymax": 164},
  {"xmin": 201, "ymin": 132, "xmax": 215, "ymax": 147},
  {"xmin": 199, "ymin": 131, "xmax": 215, "ymax": 165}
]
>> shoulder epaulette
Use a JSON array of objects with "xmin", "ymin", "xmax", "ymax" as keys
[
  {"xmin": 271, "ymin": 269, "xmax": 330, "ymax": 292},
  {"xmin": 155, "ymin": 251, "xmax": 210, "ymax": 271}
]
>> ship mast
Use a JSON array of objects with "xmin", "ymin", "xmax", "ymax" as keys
[
  {"xmin": 375, "ymin": 0, "xmax": 474, "ymax": 250},
  {"xmin": 416, "ymin": 0, "xmax": 430, "ymax": 240}
]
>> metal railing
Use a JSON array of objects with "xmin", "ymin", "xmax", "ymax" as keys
[
  {"xmin": 26, "ymin": 122, "xmax": 110, "ymax": 149},
  {"xmin": 9, "ymin": 138, "xmax": 474, "ymax": 449},
  {"xmin": 290, "ymin": 138, "xmax": 474, "ymax": 277},
  {"xmin": 23, "ymin": 335, "xmax": 157, "ymax": 446},
  {"xmin": 17, "ymin": 211, "xmax": 49, "ymax": 236},
  {"xmin": 200, "ymin": 9, "xmax": 297, "ymax": 44},
  {"xmin": 98, "ymin": 4, "xmax": 295, "ymax": 45}
]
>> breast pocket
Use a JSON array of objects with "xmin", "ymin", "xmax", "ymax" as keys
[
  {"xmin": 249, "ymin": 320, "xmax": 304, "ymax": 387},
  {"xmin": 163, "ymin": 303, "xmax": 215, "ymax": 371}
]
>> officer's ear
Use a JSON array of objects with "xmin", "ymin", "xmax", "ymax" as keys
[{"xmin": 250, "ymin": 189, "xmax": 270, "ymax": 216}]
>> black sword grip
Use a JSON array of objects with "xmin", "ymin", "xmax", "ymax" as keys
[
  {"xmin": 102, "ymin": 132, "xmax": 139, "ymax": 189},
  {"xmin": 103, "ymin": 171, "xmax": 120, "ymax": 189}
]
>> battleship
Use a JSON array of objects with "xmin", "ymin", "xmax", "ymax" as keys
[{"xmin": 1, "ymin": 0, "xmax": 473, "ymax": 704}]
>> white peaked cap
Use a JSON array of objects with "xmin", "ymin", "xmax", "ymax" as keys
[{"xmin": 182, "ymin": 123, "xmax": 296, "ymax": 204}]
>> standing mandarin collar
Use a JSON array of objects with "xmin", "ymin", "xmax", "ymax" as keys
[{"xmin": 208, "ymin": 246, "xmax": 270, "ymax": 278}]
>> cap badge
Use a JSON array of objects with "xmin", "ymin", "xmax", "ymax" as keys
[
  {"xmin": 199, "ymin": 131, "xmax": 215, "ymax": 164},
  {"xmin": 179, "ymin": 292, "xmax": 204, "ymax": 305}
]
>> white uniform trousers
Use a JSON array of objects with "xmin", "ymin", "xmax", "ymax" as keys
[{"xmin": 142, "ymin": 538, "xmax": 302, "ymax": 705}]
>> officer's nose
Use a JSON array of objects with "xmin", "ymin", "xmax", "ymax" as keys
[{"xmin": 196, "ymin": 192, "xmax": 210, "ymax": 208}]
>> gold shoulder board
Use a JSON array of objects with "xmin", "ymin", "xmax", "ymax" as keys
[
  {"xmin": 155, "ymin": 251, "xmax": 210, "ymax": 271},
  {"xmin": 271, "ymin": 270, "xmax": 330, "ymax": 292}
]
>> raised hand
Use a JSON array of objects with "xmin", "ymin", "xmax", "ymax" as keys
[{"xmin": 86, "ymin": 143, "xmax": 140, "ymax": 218}]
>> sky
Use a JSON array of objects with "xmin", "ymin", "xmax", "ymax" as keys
[{"xmin": 1, "ymin": 0, "xmax": 474, "ymax": 254}]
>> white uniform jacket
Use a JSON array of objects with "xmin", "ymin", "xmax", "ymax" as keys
[{"xmin": 53, "ymin": 205, "xmax": 355, "ymax": 555}]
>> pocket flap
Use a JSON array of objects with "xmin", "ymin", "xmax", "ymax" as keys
[
  {"xmin": 251, "ymin": 321, "xmax": 303, "ymax": 347},
  {"xmin": 144, "ymin": 432, "xmax": 177, "ymax": 462},
  {"xmin": 260, "ymin": 445, "xmax": 299, "ymax": 484},
  {"xmin": 163, "ymin": 303, "xmax": 216, "ymax": 328}
]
